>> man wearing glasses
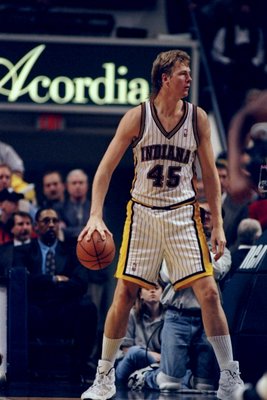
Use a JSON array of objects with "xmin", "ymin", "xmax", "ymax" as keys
[{"xmin": 22, "ymin": 207, "xmax": 97, "ymax": 382}]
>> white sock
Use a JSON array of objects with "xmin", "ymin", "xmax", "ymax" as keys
[
  {"xmin": 99, "ymin": 335, "xmax": 124, "ymax": 370},
  {"xmin": 207, "ymin": 335, "xmax": 234, "ymax": 370}
]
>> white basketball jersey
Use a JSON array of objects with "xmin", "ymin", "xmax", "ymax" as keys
[{"xmin": 131, "ymin": 100, "xmax": 198, "ymax": 208}]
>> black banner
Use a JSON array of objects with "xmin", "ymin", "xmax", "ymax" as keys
[{"xmin": 0, "ymin": 35, "xmax": 199, "ymax": 112}]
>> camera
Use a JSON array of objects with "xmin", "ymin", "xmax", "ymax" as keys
[{"xmin": 245, "ymin": 123, "xmax": 267, "ymax": 195}]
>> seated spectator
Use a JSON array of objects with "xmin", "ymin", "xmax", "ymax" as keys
[
  {"xmin": 0, "ymin": 164, "xmax": 37, "ymax": 219},
  {"xmin": 57, "ymin": 169, "xmax": 112, "ymax": 368},
  {"xmin": 215, "ymin": 153, "xmax": 249, "ymax": 250},
  {"xmin": 128, "ymin": 203, "xmax": 231, "ymax": 392},
  {"xmin": 0, "ymin": 140, "xmax": 37, "ymax": 204},
  {"xmin": 0, "ymin": 211, "xmax": 33, "ymax": 276},
  {"xmin": 0, "ymin": 140, "xmax": 24, "ymax": 178},
  {"xmin": 40, "ymin": 170, "xmax": 66, "ymax": 211},
  {"xmin": 21, "ymin": 207, "xmax": 98, "ymax": 381},
  {"xmin": 221, "ymin": 218, "xmax": 262, "ymax": 290},
  {"xmin": 248, "ymin": 193, "xmax": 267, "ymax": 232},
  {"xmin": 59, "ymin": 169, "xmax": 90, "ymax": 246},
  {"xmin": 9, "ymin": 210, "xmax": 34, "ymax": 245},
  {"xmin": 115, "ymin": 283, "xmax": 164, "ymax": 385},
  {"xmin": 0, "ymin": 189, "xmax": 24, "ymax": 244},
  {"xmin": 0, "ymin": 164, "xmax": 12, "ymax": 193},
  {"xmin": 200, "ymin": 202, "xmax": 232, "ymax": 281}
]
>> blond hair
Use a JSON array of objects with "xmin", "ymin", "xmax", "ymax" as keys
[{"xmin": 150, "ymin": 50, "xmax": 191, "ymax": 99}]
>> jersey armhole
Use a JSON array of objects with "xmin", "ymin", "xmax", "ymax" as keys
[
  {"xmin": 192, "ymin": 104, "xmax": 200, "ymax": 147},
  {"xmin": 132, "ymin": 102, "xmax": 146, "ymax": 148}
]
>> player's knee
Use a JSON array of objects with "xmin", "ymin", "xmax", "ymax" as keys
[
  {"xmin": 113, "ymin": 280, "xmax": 138, "ymax": 310},
  {"xmin": 193, "ymin": 279, "xmax": 220, "ymax": 308},
  {"xmin": 199, "ymin": 286, "xmax": 220, "ymax": 308}
]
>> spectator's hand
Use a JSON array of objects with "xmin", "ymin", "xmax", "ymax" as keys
[
  {"xmin": 228, "ymin": 172, "xmax": 253, "ymax": 203},
  {"xmin": 148, "ymin": 351, "xmax": 161, "ymax": 363}
]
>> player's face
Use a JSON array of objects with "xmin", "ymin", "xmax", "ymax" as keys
[{"xmin": 166, "ymin": 61, "xmax": 192, "ymax": 98}]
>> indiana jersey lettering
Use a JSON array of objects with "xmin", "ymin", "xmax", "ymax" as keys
[
  {"xmin": 131, "ymin": 100, "xmax": 198, "ymax": 208},
  {"xmin": 115, "ymin": 100, "xmax": 213, "ymax": 289}
]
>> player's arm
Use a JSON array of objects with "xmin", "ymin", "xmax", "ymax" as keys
[
  {"xmin": 196, "ymin": 107, "xmax": 226, "ymax": 260},
  {"xmin": 78, "ymin": 105, "xmax": 142, "ymax": 241}
]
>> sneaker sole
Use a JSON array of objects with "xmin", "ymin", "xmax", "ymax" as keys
[{"xmin": 81, "ymin": 388, "xmax": 116, "ymax": 400}]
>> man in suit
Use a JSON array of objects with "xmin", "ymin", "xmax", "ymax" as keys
[
  {"xmin": 40, "ymin": 170, "xmax": 65, "ymax": 210},
  {"xmin": 0, "ymin": 211, "xmax": 34, "ymax": 277},
  {"xmin": 24, "ymin": 207, "xmax": 97, "ymax": 381},
  {"xmin": 221, "ymin": 218, "xmax": 263, "ymax": 290}
]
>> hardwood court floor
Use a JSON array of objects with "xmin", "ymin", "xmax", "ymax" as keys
[{"xmin": 0, "ymin": 379, "xmax": 219, "ymax": 400}]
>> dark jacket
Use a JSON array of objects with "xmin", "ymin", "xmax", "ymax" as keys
[{"xmin": 20, "ymin": 238, "xmax": 89, "ymax": 305}]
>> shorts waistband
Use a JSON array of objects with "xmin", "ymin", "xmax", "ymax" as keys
[{"xmin": 131, "ymin": 196, "xmax": 196, "ymax": 210}]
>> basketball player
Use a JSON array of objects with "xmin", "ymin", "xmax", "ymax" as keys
[{"xmin": 79, "ymin": 50, "xmax": 244, "ymax": 400}]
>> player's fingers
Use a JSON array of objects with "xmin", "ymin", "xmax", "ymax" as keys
[
  {"xmin": 77, "ymin": 227, "xmax": 87, "ymax": 241},
  {"xmin": 78, "ymin": 226, "xmax": 93, "ymax": 241},
  {"xmin": 104, "ymin": 228, "xmax": 113, "ymax": 238},
  {"xmin": 214, "ymin": 240, "xmax": 225, "ymax": 261}
]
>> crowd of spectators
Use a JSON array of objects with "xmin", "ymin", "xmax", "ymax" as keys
[
  {"xmin": 0, "ymin": 0, "xmax": 266, "ymax": 395},
  {"xmin": 0, "ymin": 150, "xmax": 114, "ymax": 383}
]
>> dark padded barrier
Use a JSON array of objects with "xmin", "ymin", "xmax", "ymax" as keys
[
  {"xmin": 222, "ymin": 230, "xmax": 267, "ymax": 384},
  {"xmin": 7, "ymin": 267, "xmax": 28, "ymax": 380}
]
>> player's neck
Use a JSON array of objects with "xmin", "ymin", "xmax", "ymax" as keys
[{"xmin": 153, "ymin": 97, "xmax": 183, "ymax": 117}]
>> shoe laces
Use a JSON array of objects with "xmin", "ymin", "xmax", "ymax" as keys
[
  {"xmin": 222, "ymin": 368, "xmax": 243, "ymax": 385},
  {"xmin": 93, "ymin": 369, "xmax": 114, "ymax": 389}
]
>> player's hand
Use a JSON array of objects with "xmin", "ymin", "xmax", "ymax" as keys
[
  {"xmin": 77, "ymin": 215, "xmax": 111, "ymax": 241},
  {"xmin": 211, "ymin": 226, "xmax": 226, "ymax": 261}
]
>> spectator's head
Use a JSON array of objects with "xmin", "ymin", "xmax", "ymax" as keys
[
  {"xmin": 139, "ymin": 284, "xmax": 163, "ymax": 305},
  {"xmin": 0, "ymin": 164, "xmax": 12, "ymax": 192},
  {"xmin": 10, "ymin": 211, "xmax": 33, "ymax": 243},
  {"xmin": 135, "ymin": 282, "xmax": 164, "ymax": 321},
  {"xmin": 42, "ymin": 170, "xmax": 65, "ymax": 202},
  {"xmin": 216, "ymin": 152, "xmax": 229, "ymax": 194},
  {"xmin": 235, "ymin": 0, "xmax": 254, "ymax": 27},
  {"xmin": 237, "ymin": 218, "xmax": 262, "ymax": 245},
  {"xmin": 0, "ymin": 189, "xmax": 24, "ymax": 223},
  {"xmin": 66, "ymin": 169, "xmax": 88, "ymax": 203},
  {"xmin": 200, "ymin": 202, "xmax": 213, "ymax": 238},
  {"xmin": 35, "ymin": 208, "xmax": 60, "ymax": 246}
]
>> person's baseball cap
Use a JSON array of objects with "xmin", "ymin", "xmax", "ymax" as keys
[{"xmin": 0, "ymin": 188, "xmax": 24, "ymax": 202}]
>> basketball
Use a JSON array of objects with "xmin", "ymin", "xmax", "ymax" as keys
[{"xmin": 76, "ymin": 230, "xmax": 116, "ymax": 270}]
